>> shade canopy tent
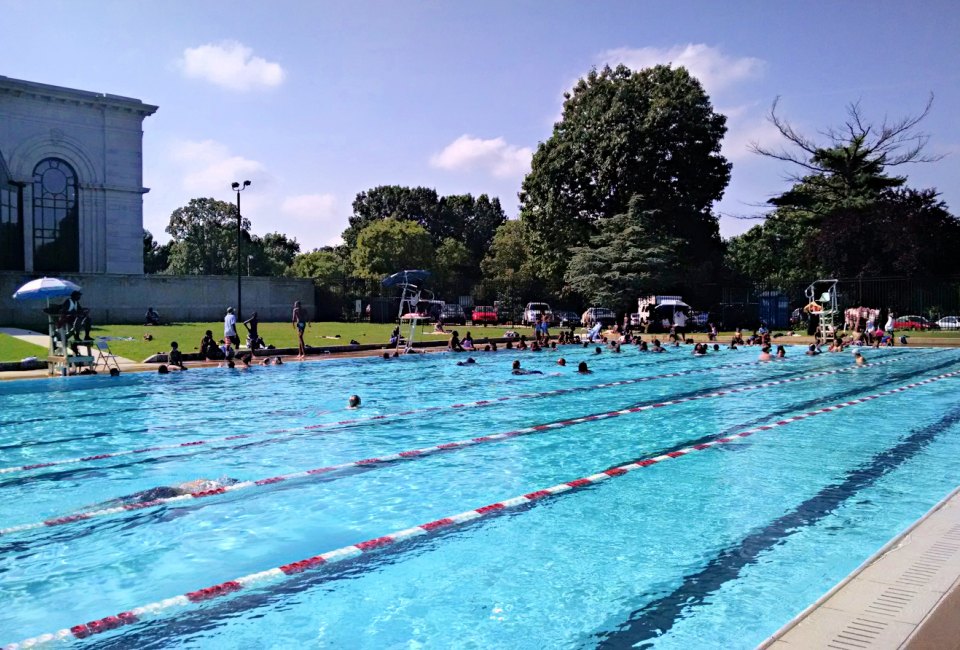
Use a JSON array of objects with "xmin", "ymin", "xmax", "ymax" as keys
[{"xmin": 381, "ymin": 270, "xmax": 431, "ymax": 289}]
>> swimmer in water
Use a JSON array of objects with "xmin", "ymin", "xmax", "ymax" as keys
[
  {"xmin": 758, "ymin": 345, "xmax": 772, "ymax": 361},
  {"xmin": 511, "ymin": 360, "xmax": 542, "ymax": 375},
  {"xmin": 577, "ymin": 361, "xmax": 592, "ymax": 374},
  {"xmin": 348, "ymin": 394, "xmax": 361, "ymax": 408},
  {"xmin": 854, "ymin": 350, "xmax": 867, "ymax": 366},
  {"xmin": 91, "ymin": 477, "xmax": 240, "ymax": 509},
  {"xmin": 456, "ymin": 357, "xmax": 477, "ymax": 366},
  {"xmin": 557, "ymin": 358, "xmax": 566, "ymax": 366}
]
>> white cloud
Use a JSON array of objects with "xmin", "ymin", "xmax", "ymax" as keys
[
  {"xmin": 170, "ymin": 139, "xmax": 266, "ymax": 192},
  {"xmin": 430, "ymin": 135, "xmax": 533, "ymax": 178},
  {"xmin": 599, "ymin": 44, "xmax": 765, "ymax": 94},
  {"xmin": 180, "ymin": 41, "xmax": 285, "ymax": 91},
  {"xmin": 722, "ymin": 114, "xmax": 783, "ymax": 162},
  {"xmin": 281, "ymin": 193, "xmax": 346, "ymax": 247}
]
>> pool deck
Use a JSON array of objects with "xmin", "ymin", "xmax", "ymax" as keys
[{"xmin": 760, "ymin": 485, "xmax": 960, "ymax": 650}]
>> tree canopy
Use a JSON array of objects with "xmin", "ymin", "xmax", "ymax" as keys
[
  {"xmin": 520, "ymin": 64, "xmax": 730, "ymax": 290},
  {"xmin": 564, "ymin": 198, "xmax": 683, "ymax": 313},
  {"xmin": 350, "ymin": 218, "xmax": 434, "ymax": 282}
]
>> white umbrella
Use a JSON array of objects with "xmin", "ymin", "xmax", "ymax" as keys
[{"xmin": 12, "ymin": 277, "xmax": 82, "ymax": 301}]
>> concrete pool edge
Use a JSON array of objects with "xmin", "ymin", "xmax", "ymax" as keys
[{"xmin": 759, "ymin": 484, "xmax": 960, "ymax": 649}]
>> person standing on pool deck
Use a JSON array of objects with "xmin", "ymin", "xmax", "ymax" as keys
[
  {"xmin": 885, "ymin": 310, "xmax": 896, "ymax": 346},
  {"xmin": 224, "ymin": 307, "xmax": 240, "ymax": 348},
  {"xmin": 293, "ymin": 300, "xmax": 307, "ymax": 360}
]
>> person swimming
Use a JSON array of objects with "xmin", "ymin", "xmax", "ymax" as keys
[
  {"xmin": 758, "ymin": 345, "xmax": 772, "ymax": 361},
  {"xmin": 511, "ymin": 360, "xmax": 542, "ymax": 375},
  {"xmin": 93, "ymin": 477, "xmax": 240, "ymax": 509},
  {"xmin": 456, "ymin": 357, "xmax": 477, "ymax": 366},
  {"xmin": 854, "ymin": 350, "xmax": 867, "ymax": 366},
  {"xmin": 348, "ymin": 395, "xmax": 362, "ymax": 408},
  {"xmin": 577, "ymin": 361, "xmax": 592, "ymax": 374}
]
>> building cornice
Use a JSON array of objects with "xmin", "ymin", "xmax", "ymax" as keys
[{"xmin": 0, "ymin": 76, "xmax": 158, "ymax": 117}]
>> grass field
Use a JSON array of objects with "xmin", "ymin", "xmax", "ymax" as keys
[
  {"xmin": 0, "ymin": 334, "xmax": 49, "ymax": 363},
  {"xmin": 85, "ymin": 321, "xmax": 536, "ymax": 361},
  {"xmin": 2, "ymin": 321, "xmax": 959, "ymax": 363}
]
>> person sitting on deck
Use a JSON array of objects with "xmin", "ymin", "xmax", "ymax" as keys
[
  {"xmin": 200, "ymin": 330, "xmax": 221, "ymax": 360},
  {"xmin": 461, "ymin": 332, "xmax": 475, "ymax": 350},
  {"xmin": 448, "ymin": 330, "xmax": 464, "ymax": 352},
  {"xmin": 58, "ymin": 290, "xmax": 92, "ymax": 355},
  {"xmin": 168, "ymin": 342, "xmax": 186, "ymax": 370}
]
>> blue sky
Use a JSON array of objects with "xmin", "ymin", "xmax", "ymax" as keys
[{"xmin": 5, "ymin": 1, "xmax": 959, "ymax": 251}]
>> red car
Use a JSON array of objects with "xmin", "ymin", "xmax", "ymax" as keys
[
  {"xmin": 471, "ymin": 305, "xmax": 498, "ymax": 326},
  {"xmin": 894, "ymin": 315, "xmax": 932, "ymax": 330}
]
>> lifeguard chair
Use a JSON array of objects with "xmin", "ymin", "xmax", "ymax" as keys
[
  {"xmin": 805, "ymin": 279, "xmax": 838, "ymax": 342},
  {"xmin": 382, "ymin": 269, "xmax": 431, "ymax": 353}
]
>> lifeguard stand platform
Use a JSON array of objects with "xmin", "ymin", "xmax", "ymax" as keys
[
  {"xmin": 805, "ymin": 279, "xmax": 839, "ymax": 342},
  {"xmin": 43, "ymin": 308, "xmax": 95, "ymax": 376},
  {"xmin": 382, "ymin": 270, "xmax": 431, "ymax": 353}
]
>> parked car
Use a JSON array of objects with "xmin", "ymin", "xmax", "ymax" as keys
[
  {"xmin": 440, "ymin": 303, "xmax": 467, "ymax": 326},
  {"xmin": 581, "ymin": 307, "xmax": 617, "ymax": 328},
  {"xmin": 471, "ymin": 305, "xmax": 498, "ymax": 326},
  {"xmin": 553, "ymin": 310, "xmax": 581, "ymax": 328},
  {"xmin": 894, "ymin": 315, "xmax": 932, "ymax": 331},
  {"xmin": 934, "ymin": 316, "xmax": 959, "ymax": 330},
  {"xmin": 415, "ymin": 300, "xmax": 444, "ymax": 322},
  {"xmin": 522, "ymin": 302, "xmax": 552, "ymax": 326}
]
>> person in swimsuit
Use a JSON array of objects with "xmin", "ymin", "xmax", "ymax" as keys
[
  {"xmin": 293, "ymin": 301, "xmax": 307, "ymax": 360},
  {"xmin": 95, "ymin": 478, "xmax": 240, "ymax": 508}
]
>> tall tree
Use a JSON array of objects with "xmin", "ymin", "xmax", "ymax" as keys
[
  {"xmin": 519, "ymin": 64, "xmax": 730, "ymax": 290},
  {"xmin": 247, "ymin": 232, "xmax": 300, "ymax": 276},
  {"xmin": 564, "ymin": 198, "xmax": 683, "ymax": 313},
  {"xmin": 480, "ymin": 219, "xmax": 536, "ymax": 299},
  {"xmin": 343, "ymin": 186, "xmax": 441, "ymax": 248},
  {"xmin": 433, "ymin": 238, "xmax": 473, "ymax": 296},
  {"xmin": 350, "ymin": 218, "xmax": 434, "ymax": 282},
  {"xmin": 165, "ymin": 198, "xmax": 248, "ymax": 275},
  {"xmin": 288, "ymin": 248, "xmax": 350, "ymax": 286},
  {"xmin": 143, "ymin": 229, "xmax": 171, "ymax": 274},
  {"xmin": 751, "ymin": 95, "xmax": 941, "ymax": 217}
]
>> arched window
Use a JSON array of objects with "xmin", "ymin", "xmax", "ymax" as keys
[
  {"xmin": 0, "ymin": 150, "xmax": 23, "ymax": 271},
  {"xmin": 32, "ymin": 158, "xmax": 79, "ymax": 272}
]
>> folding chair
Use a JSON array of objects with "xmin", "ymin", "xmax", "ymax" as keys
[{"xmin": 94, "ymin": 337, "xmax": 121, "ymax": 372}]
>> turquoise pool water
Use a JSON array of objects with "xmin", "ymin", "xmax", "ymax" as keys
[{"xmin": 1, "ymin": 345, "xmax": 959, "ymax": 648}]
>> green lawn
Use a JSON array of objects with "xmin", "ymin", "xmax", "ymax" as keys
[
  {"xmin": 87, "ymin": 321, "xmax": 536, "ymax": 361},
  {"xmin": 0, "ymin": 333, "xmax": 49, "ymax": 363}
]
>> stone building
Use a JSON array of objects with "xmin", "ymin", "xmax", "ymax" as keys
[{"xmin": 0, "ymin": 75, "xmax": 157, "ymax": 275}]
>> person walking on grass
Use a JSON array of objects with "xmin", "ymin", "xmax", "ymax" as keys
[
  {"xmin": 293, "ymin": 300, "xmax": 308, "ymax": 360},
  {"xmin": 224, "ymin": 307, "xmax": 240, "ymax": 348}
]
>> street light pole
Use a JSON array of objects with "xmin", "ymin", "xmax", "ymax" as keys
[{"xmin": 231, "ymin": 180, "xmax": 251, "ymax": 319}]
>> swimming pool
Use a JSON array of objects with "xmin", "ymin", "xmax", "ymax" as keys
[{"xmin": 1, "ymin": 345, "xmax": 959, "ymax": 648}]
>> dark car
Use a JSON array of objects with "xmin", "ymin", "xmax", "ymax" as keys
[
  {"xmin": 440, "ymin": 304, "xmax": 467, "ymax": 326},
  {"xmin": 471, "ymin": 305, "xmax": 498, "ymax": 326}
]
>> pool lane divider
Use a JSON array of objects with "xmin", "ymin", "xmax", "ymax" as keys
[
  {"xmin": 0, "ymin": 356, "xmax": 808, "ymax": 477},
  {"xmin": 8, "ymin": 366, "xmax": 959, "ymax": 649},
  {"xmin": 0, "ymin": 356, "xmax": 911, "ymax": 537}
]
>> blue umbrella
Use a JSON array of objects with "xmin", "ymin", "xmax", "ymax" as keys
[{"xmin": 12, "ymin": 277, "xmax": 82, "ymax": 301}]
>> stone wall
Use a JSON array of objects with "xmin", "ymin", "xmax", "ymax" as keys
[{"xmin": 0, "ymin": 272, "xmax": 316, "ymax": 327}]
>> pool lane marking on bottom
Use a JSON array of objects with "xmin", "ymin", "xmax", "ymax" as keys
[
  {"xmin": 0, "ymin": 357, "xmax": 908, "ymax": 537},
  {"xmin": 0, "ymin": 356, "xmax": 806, "ymax": 476},
  {"xmin": 7, "ymin": 367, "xmax": 959, "ymax": 649}
]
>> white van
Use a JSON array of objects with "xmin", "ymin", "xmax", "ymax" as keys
[{"xmin": 522, "ymin": 302, "xmax": 551, "ymax": 326}]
